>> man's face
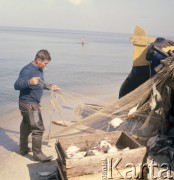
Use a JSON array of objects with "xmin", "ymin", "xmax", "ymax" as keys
[{"xmin": 35, "ymin": 58, "xmax": 49, "ymax": 69}]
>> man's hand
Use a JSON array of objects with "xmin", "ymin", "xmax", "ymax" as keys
[
  {"xmin": 28, "ymin": 77, "xmax": 40, "ymax": 85},
  {"xmin": 50, "ymin": 85, "xmax": 61, "ymax": 91}
]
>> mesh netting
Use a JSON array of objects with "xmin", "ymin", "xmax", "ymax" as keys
[{"xmin": 44, "ymin": 62, "xmax": 174, "ymax": 141}]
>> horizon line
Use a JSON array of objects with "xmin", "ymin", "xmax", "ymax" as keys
[{"xmin": 0, "ymin": 25, "xmax": 131, "ymax": 35}]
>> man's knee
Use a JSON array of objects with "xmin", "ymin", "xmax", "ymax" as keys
[
  {"xmin": 20, "ymin": 120, "xmax": 31, "ymax": 135},
  {"xmin": 32, "ymin": 129, "xmax": 44, "ymax": 137}
]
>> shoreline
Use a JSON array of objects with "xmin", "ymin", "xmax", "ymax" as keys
[{"xmin": 0, "ymin": 81, "xmax": 122, "ymax": 120}]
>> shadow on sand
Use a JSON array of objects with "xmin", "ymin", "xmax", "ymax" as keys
[
  {"xmin": 27, "ymin": 160, "xmax": 58, "ymax": 180},
  {"xmin": 0, "ymin": 127, "xmax": 19, "ymax": 152},
  {"xmin": 0, "ymin": 127, "xmax": 34, "ymax": 161}
]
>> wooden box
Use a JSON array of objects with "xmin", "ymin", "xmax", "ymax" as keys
[{"xmin": 55, "ymin": 131, "xmax": 146, "ymax": 180}]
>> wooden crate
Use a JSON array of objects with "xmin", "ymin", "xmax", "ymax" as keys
[{"xmin": 55, "ymin": 131, "xmax": 146, "ymax": 180}]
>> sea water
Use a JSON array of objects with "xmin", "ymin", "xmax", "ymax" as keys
[{"xmin": 0, "ymin": 27, "xmax": 133, "ymax": 120}]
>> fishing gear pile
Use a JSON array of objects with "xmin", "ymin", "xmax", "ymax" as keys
[
  {"xmin": 48, "ymin": 60, "xmax": 174, "ymax": 142},
  {"xmin": 43, "ymin": 38, "xmax": 174, "ymax": 145}
]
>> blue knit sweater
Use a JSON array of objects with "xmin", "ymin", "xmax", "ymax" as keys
[{"xmin": 14, "ymin": 62, "xmax": 45, "ymax": 104}]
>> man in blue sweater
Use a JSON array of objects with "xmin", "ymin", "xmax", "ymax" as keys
[{"xmin": 14, "ymin": 49, "xmax": 59, "ymax": 162}]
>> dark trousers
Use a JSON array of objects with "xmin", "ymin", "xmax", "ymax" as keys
[{"xmin": 19, "ymin": 101, "xmax": 45, "ymax": 153}]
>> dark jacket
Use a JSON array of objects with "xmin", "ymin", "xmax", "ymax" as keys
[{"xmin": 14, "ymin": 63, "xmax": 44, "ymax": 104}]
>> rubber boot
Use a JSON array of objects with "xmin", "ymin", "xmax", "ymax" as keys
[
  {"xmin": 20, "ymin": 135, "xmax": 32, "ymax": 155},
  {"xmin": 32, "ymin": 134, "xmax": 53, "ymax": 162},
  {"xmin": 20, "ymin": 120, "xmax": 32, "ymax": 155}
]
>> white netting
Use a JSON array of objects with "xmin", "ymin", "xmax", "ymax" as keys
[{"xmin": 43, "ymin": 62, "xmax": 174, "ymax": 141}]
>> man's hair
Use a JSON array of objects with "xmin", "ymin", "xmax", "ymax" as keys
[{"xmin": 35, "ymin": 49, "xmax": 51, "ymax": 61}]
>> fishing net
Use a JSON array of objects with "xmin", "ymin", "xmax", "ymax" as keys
[{"xmin": 43, "ymin": 62, "xmax": 174, "ymax": 141}]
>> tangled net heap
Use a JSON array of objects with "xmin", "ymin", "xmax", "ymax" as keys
[{"xmin": 50, "ymin": 61, "xmax": 174, "ymax": 140}]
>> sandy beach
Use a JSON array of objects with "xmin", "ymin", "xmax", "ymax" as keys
[
  {"xmin": 0, "ymin": 106, "xmax": 59, "ymax": 180},
  {"xmin": 2, "ymin": 88, "xmax": 174, "ymax": 180},
  {"xmin": 0, "ymin": 89, "xmax": 118, "ymax": 180}
]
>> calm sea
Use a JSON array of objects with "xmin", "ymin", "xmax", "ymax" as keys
[{"xmin": 0, "ymin": 27, "xmax": 133, "ymax": 120}]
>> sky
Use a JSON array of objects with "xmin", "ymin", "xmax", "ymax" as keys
[{"xmin": 0, "ymin": 0, "xmax": 174, "ymax": 36}]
